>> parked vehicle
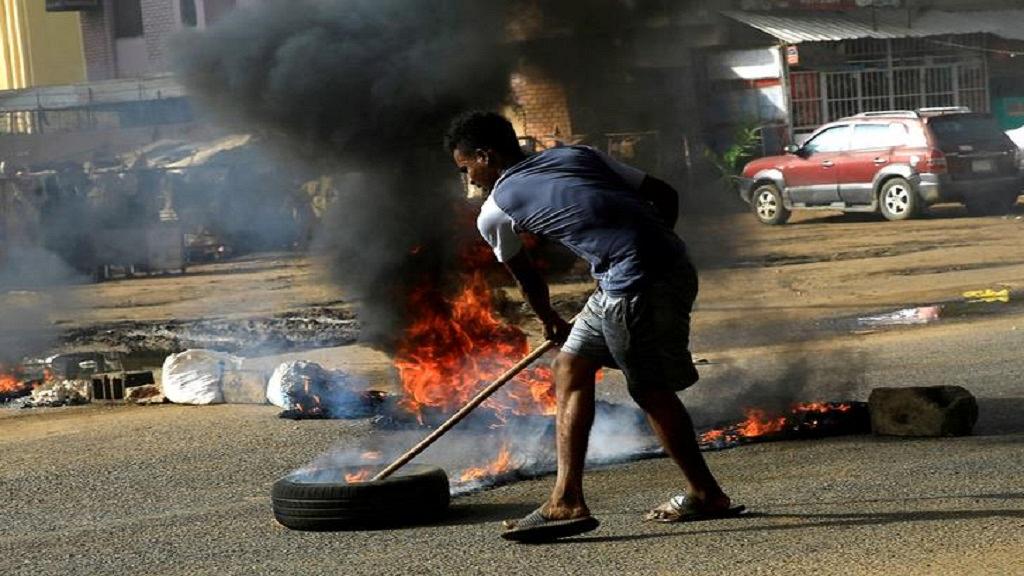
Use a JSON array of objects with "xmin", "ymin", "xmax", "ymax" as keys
[{"xmin": 737, "ymin": 108, "xmax": 1023, "ymax": 224}]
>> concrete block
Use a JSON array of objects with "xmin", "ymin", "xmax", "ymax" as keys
[{"xmin": 869, "ymin": 386, "xmax": 978, "ymax": 437}]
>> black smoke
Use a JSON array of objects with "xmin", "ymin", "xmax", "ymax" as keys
[{"xmin": 173, "ymin": 0, "xmax": 516, "ymax": 347}]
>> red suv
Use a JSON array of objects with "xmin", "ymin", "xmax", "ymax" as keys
[{"xmin": 738, "ymin": 108, "xmax": 1023, "ymax": 224}]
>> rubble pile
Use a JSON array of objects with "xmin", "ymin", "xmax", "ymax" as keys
[
  {"xmin": 62, "ymin": 307, "xmax": 360, "ymax": 355},
  {"xmin": 20, "ymin": 380, "xmax": 90, "ymax": 408}
]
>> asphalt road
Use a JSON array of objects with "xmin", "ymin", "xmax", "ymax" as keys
[{"xmin": 2, "ymin": 308, "xmax": 1023, "ymax": 576}]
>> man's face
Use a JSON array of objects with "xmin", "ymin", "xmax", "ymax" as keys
[{"xmin": 453, "ymin": 148, "xmax": 501, "ymax": 192}]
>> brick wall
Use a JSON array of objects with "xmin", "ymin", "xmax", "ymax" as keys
[
  {"xmin": 80, "ymin": 0, "xmax": 115, "ymax": 81},
  {"xmin": 509, "ymin": 65, "xmax": 574, "ymax": 147},
  {"xmin": 79, "ymin": 0, "xmax": 182, "ymax": 80},
  {"xmin": 140, "ymin": 0, "xmax": 178, "ymax": 72}
]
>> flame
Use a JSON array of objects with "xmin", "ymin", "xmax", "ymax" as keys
[
  {"xmin": 792, "ymin": 402, "xmax": 851, "ymax": 414},
  {"xmin": 458, "ymin": 442, "xmax": 515, "ymax": 483},
  {"xmin": 395, "ymin": 271, "xmax": 555, "ymax": 420},
  {"xmin": 0, "ymin": 372, "xmax": 22, "ymax": 394},
  {"xmin": 736, "ymin": 408, "xmax": 788, "ymax": 437},
  {"xmin": 344, "ymin": 469, "xmax": 372, "ymax": 483},
  {"xmin": 700, "ymin": 402, "xmax": 855, "ymax": 447}
]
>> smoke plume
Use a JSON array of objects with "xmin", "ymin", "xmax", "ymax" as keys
[
  {"xmin": 174, "ymin": 0, "xmax": 516, "ymax": 347},
  {"xmin": 0, "ymin": 246, "xmax": 83, "ymax": 365}
]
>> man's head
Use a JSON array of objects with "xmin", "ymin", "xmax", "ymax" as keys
[{"xmin": 445, "ymin": 111, "xmax": 524, "ymax": 192}]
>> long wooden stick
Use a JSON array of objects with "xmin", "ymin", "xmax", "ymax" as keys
[{"xmin": 371, "ymin": 339, "xmax": 558, "ymax": 482}]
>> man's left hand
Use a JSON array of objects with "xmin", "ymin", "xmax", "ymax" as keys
[{"xmin": 541, "ymin": 313, "xmax": 572, "ymax": 344}]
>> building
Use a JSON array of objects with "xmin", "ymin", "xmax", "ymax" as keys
[
  {"xmin": 504, "ymin": 0, "xmax": 1024, "ymax": 193},
  {"xmin": 0, "ymin": 0, "xmax": 86, "ymax": 90},
  {"xmin": 70, "ymin": 0, "xmax": 262, "ymax": 81},
  {"xmin": 709, "ymin": 0, "xmax": 1024, "ymax": 149}
]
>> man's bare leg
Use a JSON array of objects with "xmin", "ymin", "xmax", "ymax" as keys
[
  {"xmin": 631, "ymin": 387, "xmax": 730, "ymax": 509},
  {"xmin": 542, "ymin": 351, "xmax": 601, "ymax": 520}
]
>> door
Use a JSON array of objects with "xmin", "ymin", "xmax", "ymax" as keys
[
  {"xmin": 785, "ymin": 124, "xmax": 850, "ymax": 205},
  {"xmin": 837, "ymin": 123, "xmax": 904, "ymax": 205}
]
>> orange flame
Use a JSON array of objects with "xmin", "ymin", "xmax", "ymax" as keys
[
  {"xmin": 458, "ymin": 442, "xmax": 515, "ymax": 483},
  {"xmin": 0, "ymin": 372, "xmax": 23, "ymax": 394},
  {"xmin": 737, "ymin": 408, "xmax": 788, "ymax": 437},
  {"xmin": 700, "ymin": 402, "xmax": 854, "ymax": 445},
  {"xmin": 395, "ymin": 271, "xmax": 555, "ymax": 420},
  {"xmin": 344, "ymin": 469, "xmax": 372, "ymax": 483},
  {"xmin": 792, "ymin": 402, "xmax": 851, "ymax": 414}
]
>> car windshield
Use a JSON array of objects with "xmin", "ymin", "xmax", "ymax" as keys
[{"xmin": 928, "ymin": 115, "xmax": 1006, "ymax": 146}]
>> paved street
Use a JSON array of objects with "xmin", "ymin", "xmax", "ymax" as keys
[{"xmin": 3, "ymin": 303, "xmax": 1023, "ymax": 576}]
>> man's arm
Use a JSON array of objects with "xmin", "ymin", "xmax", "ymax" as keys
[
  {"xmin": 637, "ymin": 175, "xmax": 679, "ymax": 229},
  {"xmin": 503, "ymin": 249, "xmax": 571, "ymax": 344}
]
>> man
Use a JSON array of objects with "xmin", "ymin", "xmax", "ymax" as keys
[{"xmin": 446, "ymin": 111, "xmax": 742, "ymax": 543}]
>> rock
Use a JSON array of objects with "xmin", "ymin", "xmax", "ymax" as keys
[
  {"xmin": 869, "ymin": 386, "xmax": 978, "ymax": 437},
  {"xmin": 125, "ymin": 384, "xmax": 165, "ymax": 405}
]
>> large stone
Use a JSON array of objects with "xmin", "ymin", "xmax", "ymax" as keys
[
  {"xmin": 869, "ymin": 386, "xmax": 978, "ymax": 437},
  {"xmin": 125, "ymin": 384, "xmax": 165, "ymax": 405}
]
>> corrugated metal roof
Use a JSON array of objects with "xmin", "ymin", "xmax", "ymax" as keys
[{"xmin": 722, "ymin": 9, "xmax": 1024, "ymax": 44}]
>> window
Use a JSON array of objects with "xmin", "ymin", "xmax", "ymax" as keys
[
  {"xmin": 850, "ymin": 124, "xmax": 891, "ymax": 150},
  {"xmin": 114, "ymin": 0, "xmax": 144, "ymax": 38},
  {"xmin": 804, "ymin": 125, "xmax": 850, "ymax": 154},
  {"xmin": 203, "ymin": 0, "xmax": 237, "ymax": 25},
  {"xmin": 180, "ymin": 0, "xmax": 198, "ymax": 27}
]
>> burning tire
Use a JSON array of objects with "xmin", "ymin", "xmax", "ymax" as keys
[{"xmin": 271, "ymin": 464, "xmax": 450, "ymax": 531}]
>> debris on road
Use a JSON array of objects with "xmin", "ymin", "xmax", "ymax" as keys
[
  {"xmin": 125, "ymin": 384, "xmax": 165, "ymax": 405},
  {"xmin": 869, "ymin": 386, "xmax": 978, "ymax": 437},
  {"xmin": 267, "ymin": 361, "xmax": 385, "ymax": 419},
  {"xmin": 857, "ymin": 305, "xmax": 942, "ymax": 327},
  {"xmin": 962, "ymin": 288, "xmax": 1010, "ymax": 303},
  {"xmin": 22, "ymin": 379, "xmax": 90, "ymax": 408}
]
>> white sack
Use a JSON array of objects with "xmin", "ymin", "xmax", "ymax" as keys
[
  {"xmin": 161, "ymin": 349, "xmax": 242, "ymax": 405},
  {"xmin": 266, "ymin": 361, "xmax": 328, "ymax": 409}
]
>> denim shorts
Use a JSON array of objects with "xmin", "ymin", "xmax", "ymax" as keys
[{"xmin": 562, "ymin": 260, "xmax": 700, "ymax": 393}]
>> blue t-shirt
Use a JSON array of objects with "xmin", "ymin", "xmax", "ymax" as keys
[{"xmin": 477, "ymin": 146, "xmax": 686, "ymax": 295}]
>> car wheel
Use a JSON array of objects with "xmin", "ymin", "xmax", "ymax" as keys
[
  {"xmin": 752, "ymin": 184, "xmax": 790, "ymax": 225},
  {"xmin": 879, "ymin": 177, "xmax": 919, "ymax": 221},
  {"xmin": 271, "ymin": 464, "xmax": 450, "ymax": 531},
  {"xmin": 965, "ymin": 191, "xmax": 1018, "ymax": 216}
]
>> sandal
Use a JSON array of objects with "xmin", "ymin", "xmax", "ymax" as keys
[{"xmin": 644, "ymin": 494, "xmax": 746, "ymax": 523}]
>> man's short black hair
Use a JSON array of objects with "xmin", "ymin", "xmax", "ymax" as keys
[{"xmin": 445, "ymin": 111, "xmax": 521, "ymax": 157}]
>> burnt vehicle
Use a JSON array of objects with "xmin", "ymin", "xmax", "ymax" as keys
[{"xmin": 738, "ymin": 108, "xmax": 1023, "ymax": 225}]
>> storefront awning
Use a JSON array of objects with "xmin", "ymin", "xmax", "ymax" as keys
[{"xmin": 721, "ymin": 9, "xmax": 1024, "ymax": 44}]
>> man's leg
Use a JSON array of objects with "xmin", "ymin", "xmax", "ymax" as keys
[
  {"xmin": 543, "ymin": 350, "xmax": 602, "ymax": 520},
  {"xmin": 630, "ymin": 387, "xmax": 729, "ymax": 509}
]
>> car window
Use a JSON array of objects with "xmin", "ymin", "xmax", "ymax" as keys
[
  {"xmin": 888, "ymin": 123, "xmax": 910, "ymax": 147},
  {"xmin": 850, "ymin": 124, "xmax": 890, "ymax": 150},
  {"xmin": 804, "ymin": 125, "xmax": 851, "ymax": 154},
  {"xmin": 850, "ymin": 123, "xmax": 909, "ymax": 150},
  {"xmin": 927, "ymin": 114, "xmax": 1006, "ymax": 146}
]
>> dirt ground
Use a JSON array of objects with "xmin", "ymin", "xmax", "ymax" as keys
[{"xmin": 3, "ymin": 202, "xmax": 1024, "ymax": 575}]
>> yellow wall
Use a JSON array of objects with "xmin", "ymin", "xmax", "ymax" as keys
[{"xmin": 0, "ymin": 0, "xmax": 85, "ymax": 90}]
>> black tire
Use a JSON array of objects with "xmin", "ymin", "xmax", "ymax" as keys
[
  {"xmin": 751, "ymin": 183, "xmax": 790, "ymax": 225},
  {"xmin": 271, "ymin": 464, "xmax": 450, "ymax": 531},
  {"xmin": 878, "ymin": 177, "xmax": 920, "ymax": 221},
  {"xmin": 965, "ymin": 191, "xmax": 1019, "ymax": 216}
]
